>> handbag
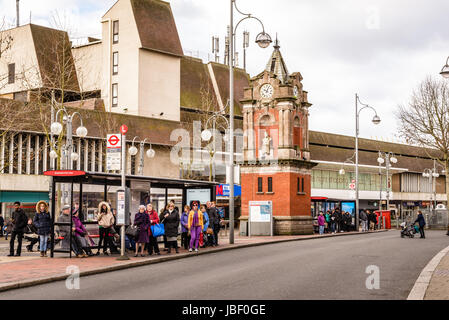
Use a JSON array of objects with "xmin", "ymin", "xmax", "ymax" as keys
[
  {"xmin": 125, "ymin": 225, "xmax": 139, "ymax": 238},
  {"xmin": 151, "ymin": 223, "xmax": 165, "ymax": 238}
]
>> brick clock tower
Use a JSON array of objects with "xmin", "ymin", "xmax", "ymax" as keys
[{"xmin": 239, "ymin": 40, "xmax": 316, "ymax": 235}]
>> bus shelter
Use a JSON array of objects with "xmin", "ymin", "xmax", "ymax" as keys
[{"xmin": 48, "ymin": 171, "xmax": 217, "ymax": 258}]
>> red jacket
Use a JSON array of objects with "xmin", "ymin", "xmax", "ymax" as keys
[{"xmin": 147, "ymin": 210, "xmax": 159, "ymax": 236}]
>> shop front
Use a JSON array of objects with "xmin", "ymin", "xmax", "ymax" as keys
[{"xmin": 0, "ymin": 191, "xmax": 50, "ymax": 220}]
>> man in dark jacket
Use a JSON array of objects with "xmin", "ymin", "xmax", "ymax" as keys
[
  {"xmin": 414, "ymin": 211, "xmax": 426, "ymax": 238},
  {"xmin": 207, "ymin": 202, "xmax": 221, "ymax": 246},
  {"xmin": 8, "ymin": 201, "xmax": 28, "ymax": 256},
  {"xmin": 334, "ymin": 208, "xmax": 342, "ymax": 233},
  {"xmin": 162, "ymin": 202, "xmax": 180, "ymax": 253}
]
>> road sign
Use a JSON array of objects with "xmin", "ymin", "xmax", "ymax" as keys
[
  {"xmin": 107, "ymin": 134, "xmax": 121, "ymax": 149},
  {"xmin": 120, "ymin": 125, "xmax": 128, "ymax": 134},
  {"xmin": 107, "ymin": 134, "xmax": 122, "ymax": 171},
  {"xmin": 349, "ymin": 183, "xmax": 355, "ymax": 190}
]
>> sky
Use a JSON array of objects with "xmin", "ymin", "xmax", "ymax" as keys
[{"xmin": 1, "ymin": 0, "xmax": 448, "ymax": 143}]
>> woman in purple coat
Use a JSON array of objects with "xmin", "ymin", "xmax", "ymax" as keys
[{"xmin": 134, "ymin": 205, "xmax": 150, "ymax": 257}]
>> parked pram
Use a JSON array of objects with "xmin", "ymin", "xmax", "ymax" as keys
[{"xmin": 400, "ymin": 221, "xmax": 416, "ymax": 238}]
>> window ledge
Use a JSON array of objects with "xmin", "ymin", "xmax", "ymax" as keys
[
  {"xmin": 266, "ymin": 192, "xmax": 274, "ymax": 195},
  {"xmin": 297, "ymin": 192, "xmax": 306, "ymax": 195},
  {"xmin": 256, "ymin": 192, "xmax": 264, "ymax": 195}
]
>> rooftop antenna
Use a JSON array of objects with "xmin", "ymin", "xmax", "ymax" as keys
[{"xmin": 16, "ymin": 0, "xmax": 20, "ymax": 27}]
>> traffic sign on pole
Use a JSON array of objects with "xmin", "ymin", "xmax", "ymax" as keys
[
  {"xmin": 120, "ymin": 125, "xmax": 128, "ymax": 135},
  {"xmin": 106, "ymin": 134, "xmax": 122, "ymax": 171}
]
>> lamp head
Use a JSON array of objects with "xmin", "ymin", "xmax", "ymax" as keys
[
  {"xmin": 372, "ymin": 115, "xmax": 381, "ymax": 125},
  {"xmin": 129, "ymin": 145, "xmax": 138, "ymax": 156},
  {"xmin": 146, "ymin": 149, "xmax": 155, "ymax": 158},
  {"xmin": 51, "ymin": 122, "xmax": 63, "ymax": 135},
  {"xmin": 71, "ymin": 152, "xmax": 79, "ymax": 162},
  {"xmin": 390, "ymin": 156, "xmax": 398, "ymax": 164},
  {"xmin": 49, "ymin": 150, "xmax": 58, "ymax": 159},
  {"xmin": 201, "ymin": 129, "xmax": 212, "ymax": 142},
  {"xmin": 432, "ymin": 172, "xmax": 440, "ymax": 178},
  {"xmin": 339, "ymin": 168, "xmax": 345, "ymax": 175},
  {"xmin": 255, "ymin": 32, "xmax": 272, "ymax": 49},
  {"xmin": 76, "ymin": 126, "xmax": 88, "ymax": 138},
  {"xmin": 377, "ymin": 157, "xmax": 385, "ymax": 164}
]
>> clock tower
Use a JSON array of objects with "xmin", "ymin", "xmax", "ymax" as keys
[{"xmin": 239, "ymin": 39, "xmax": 317, "ymax": 235}]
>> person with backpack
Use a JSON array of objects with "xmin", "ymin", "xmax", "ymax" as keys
[{"xmin": 33, "ymin": 201, "xmax": 52, "ymax": 257}]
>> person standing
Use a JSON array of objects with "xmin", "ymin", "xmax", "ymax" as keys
[
  {"xmin": 201, "ymin": 205, "xmax": 209, "ymax": 248},
  {"xmin": 33, "ymin": 201, "xmax": 52, "ymax": 257},
  {"xmin": 96, "ymin": 202, "xmax": 115, "ymax": 256},
  {"xmin": 324, "ymin": 210, "xmax": 331, "ymax": 233},
  {"xmin": 207, "ymin": 202, "xmax": 221, "ymax": 246},
  {"xmin": 162, "ymin": 202, "xmax": 180, "ymax": 254},
  {"xmin": 180, "ymin": 205, "xmax": 190, "ymax": 250},
  {"xmin": 146, "ymin": 203, "xmax": 160, "ymax": 255},
  {"xmin": 330, "ymin": 209, "xmax": 337, "ymax": 234},
  {"xmin": 318, "ymin": 211, "xmax": 325, "ymax": 235},
  {"xmin": 188, "ymin": 202, "xmax": 203, "ymax": 252},
  {"xmin": 159, "ymin": 207, "xmax": 169, "ymax": 251},
  {"xmin": 414, "ymin": 211, "xmax": 426, "ymax": 239},
  {"xmin": 360, "ymin": 209, "xmax": 368, "ymax": 232},
  {"xmin": 134, "ymin": 205, "xmax": 150, "ymax": 257},
  {"xmin": 8, "ymin": 202, "xmax": 28, "ymax": 257},
  {"xmin": 0, "ymin": 213, "xmax": 4, "ymax": 237}
]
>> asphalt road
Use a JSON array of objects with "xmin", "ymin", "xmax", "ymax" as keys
[{"xmin": 1, "ymin": 230, "xmax": 448, "ymax": 300}]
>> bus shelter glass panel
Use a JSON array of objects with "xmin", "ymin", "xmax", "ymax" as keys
[
  {"xmin": 82, "ymin": 184, "xmax": 105, "ymax": 222},
  {"xmin": 151, "ymin": 188, "xmax": 167, "ymax": 214},
  {"xmin": 168, "ymin": 189, "xmax": 183, "ymax": 210},
  {"xmin": 106, "ymin": 185, "xmax": 122, "ymax": 214}
]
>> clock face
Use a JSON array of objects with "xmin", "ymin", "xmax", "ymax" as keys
[
  {"xmin": 260, "ymin": 84, "xmax": 274, "ymax": 99},
  {"xmin": 293, "ymin": 86, "xmax": 299, "ymax": 98}
]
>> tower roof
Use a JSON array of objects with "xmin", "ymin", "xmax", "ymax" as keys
[{"xmin": 264, "ymin": 37, "xmax": 289, "ymax": 84}]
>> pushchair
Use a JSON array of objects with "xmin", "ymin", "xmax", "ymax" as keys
[{"xmin": 400, "ymin": 221, "xmax": 415, "ymax": 238}]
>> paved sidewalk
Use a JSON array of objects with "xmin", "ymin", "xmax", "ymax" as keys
[
  {"xmin": 424, "ymin": 249, "xmax": 449, "ymax": 300},
  {"xmin": 0, "ymin": 229, "xmax": 387, "ymax": 293}
]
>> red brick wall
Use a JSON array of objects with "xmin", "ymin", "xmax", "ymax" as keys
[{"xmin": 241, "ymin": 171, "xmax": 312, "ymax": 217}]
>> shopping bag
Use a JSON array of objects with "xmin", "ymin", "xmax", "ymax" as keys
[{"xmin": 151, "ymin": 223, "xmax": 165, "ymax": 237}]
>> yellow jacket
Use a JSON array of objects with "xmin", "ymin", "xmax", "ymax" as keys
[{"xmin": 188, "ymin": 210, "xmax": 204, "ymax": 229}]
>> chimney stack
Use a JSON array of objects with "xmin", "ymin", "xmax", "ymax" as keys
[{"xmin": 16, "ymin": 0, "xmax": 20, "ymax": 27}]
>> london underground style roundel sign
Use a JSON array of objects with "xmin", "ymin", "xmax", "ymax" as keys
[
  {"xmin": 120, "ymin": 124, "xmax": 128, "ymax": 135},
  {"xmin": 44, "ymin": 170, "xmax": 86, "ymax": 177}
]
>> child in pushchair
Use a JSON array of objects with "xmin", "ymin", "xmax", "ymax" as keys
[{"xmin": 400, "ymin": 221, "xmax": 416, "ymax": 238}]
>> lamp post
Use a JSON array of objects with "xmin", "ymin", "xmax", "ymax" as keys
[
  {"xmin": 440, "ymin": 56, "xmax": 449, "ymax": 78},
  {"xmin": 129, "ymin": 137, "xmax": 156, "ymax": 176},
  {"xmin": 228, "ymin": 0, "xmax": 272, "ymax": 244},
  {"xmin": 422, "ymin": 160, "xmax": 444, "ymax": 216},
  {"xmin": 201, "ymin": 113, "xmax": 229, "ymax": 182},
  {"xmin": 377, "ymin": 151, "xmax": 398, "ymax": 228},
  {"xmin": 355, "ymin": 94, "xmax": 381, "ymax": 231}
]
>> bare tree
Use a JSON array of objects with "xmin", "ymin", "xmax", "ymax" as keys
[{"xmin": 396, "ymin": 76, "xmax": 449, "ymax": 209}]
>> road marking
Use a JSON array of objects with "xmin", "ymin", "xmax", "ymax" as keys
[{"xmin": 407, "ymin": 244, "xmax": 449, "ymax": 300}]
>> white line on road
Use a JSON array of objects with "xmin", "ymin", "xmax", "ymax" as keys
[{"xmin": 407, "ymin": 243, "xmax": 449, "ymax": 300}]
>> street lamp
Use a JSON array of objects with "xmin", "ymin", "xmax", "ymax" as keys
[
  {"xmin": 377, "ymin": 151, "xmax": 398, "ymax": 228},
  {"xmin": 50, "ymin": 109, "xmax": 87, "ymax": 170},
  {"xmin": 440, "ymin": 56, "xmax": 449, "ymax": 78},
  {"xmin": 228, "ymin": 0, "xmax": 271, "ymax": 244},
  {"xmin": 129, "ymin": 137, "xmax": 155, "ymax": 176},
  {"xmin": 422, "ymin": 159, "xmax": 443, "ymax": 216},
  {"xmin": 201, "ymin": 113, "xmax": 230, "ymax": 182},
  {"xmin": 355, "ymin": 94, "xmax": 381, "ymax": 231}
]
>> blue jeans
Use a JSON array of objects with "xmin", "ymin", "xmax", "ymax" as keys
[
  {"xmin": 319, "ymin": 225, "xmax": 324, "ymax": 235},
  {"xmin": 39, "ymin": 234, "xmax": 49, "ymax": 252}
]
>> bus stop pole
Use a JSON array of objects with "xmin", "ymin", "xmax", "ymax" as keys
[{"xmin": 117, "ymin": 133, "xmax": 130, "ymax": 260}]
